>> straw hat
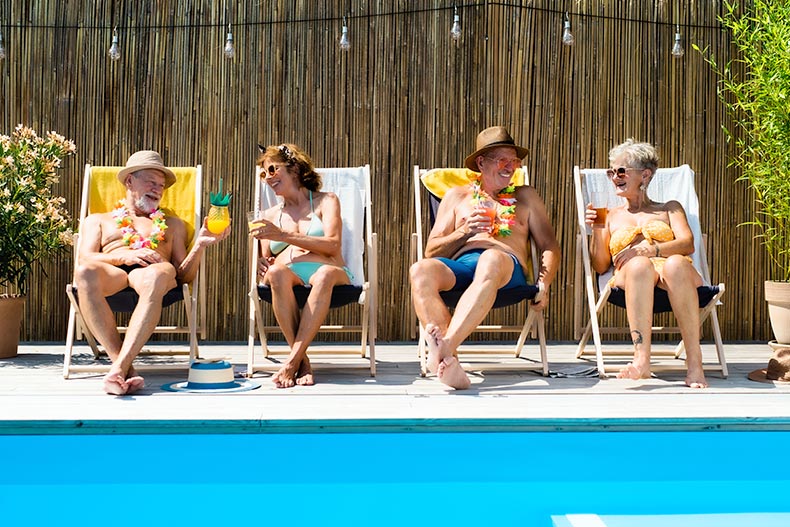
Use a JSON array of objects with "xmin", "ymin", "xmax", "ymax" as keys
[
  {"xmin": 748, "ymin": 347, "xmax": 790, "ymax": 385},
  {"xmin": 117, "ymin": 150, "xmax": 177, "ymax": 189},
  {"xmin": 162, "ymin": 359, "xmax": 260, "ymax": 393},
  {"xmin": 464, "ymin": 126, "xmax": 529, "ymax": 171}
]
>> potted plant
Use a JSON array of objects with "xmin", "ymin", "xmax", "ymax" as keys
[
  {"xmin": 697, "ymin": 1, "xmax": 790, "ymax": 345},
  {"xmin": 0, "ymin": 125, "xmax": 76, "ymax": 358}
]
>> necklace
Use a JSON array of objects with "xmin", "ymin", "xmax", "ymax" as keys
[
  {"xmin": 111, "ymin": 200, "xmax": 168, "ymax": 249},
  {"xmin": 469, "ymin": 175, "xmax": 517, "ymax": 236}
]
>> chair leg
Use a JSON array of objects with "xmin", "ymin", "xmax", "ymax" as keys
[
  {"xmin": 418, "ymin": 324, "xmax": 428, "ymax": 377},
  {"xmin": 710, "ymin": 308, "xmax": 728, "ymax": 378}
]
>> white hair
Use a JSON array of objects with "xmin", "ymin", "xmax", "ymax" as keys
[{"xmin": 608, "ymin": 138, "xmax": 659, "ymax": 175}]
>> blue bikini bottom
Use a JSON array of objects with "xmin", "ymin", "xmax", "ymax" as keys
[{"xmin": 287, "ymin": 262, "xmax": 354, "ymax": 285}]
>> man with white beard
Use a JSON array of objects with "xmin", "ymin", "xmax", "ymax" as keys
[{"xmin": 75, "ymin": 150, "xmax": 229, "ymax": 395}]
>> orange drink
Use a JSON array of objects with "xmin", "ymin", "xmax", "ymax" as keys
[{"xmin": 207, "ymin": 205, "xmax": 230, "ymax": 234}]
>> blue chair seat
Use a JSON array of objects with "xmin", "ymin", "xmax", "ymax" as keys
[
  {"xmin": 440, "ymin": 284, "xmax": 540, "ymax": 309},
  {"xmin": 257, "ymin": 284, "xmax": 363, "ymax": 309},
  {"xmin": 608, "ymin": 284, "xmax": 720, "ymax": 313},
  {"xmin": 72, "ymin": 286, "xmax": 184, "ymax": 312}
]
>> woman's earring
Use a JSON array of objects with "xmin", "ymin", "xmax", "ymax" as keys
[{"xmin": 640, "ymin": 183, "xmax": 646, "ymax": 191}]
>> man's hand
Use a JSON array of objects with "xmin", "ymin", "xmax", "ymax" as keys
[
  {"xmin": 195, "ymin": 217, "xmax": 231, "ymax": 248},
  {"xmin": 117, "ymin": 248, "xmax": 166, "ymax": 267},
  {"xmin": 531, "ymin": 281, "xmax": 549, "ymax": 311}
]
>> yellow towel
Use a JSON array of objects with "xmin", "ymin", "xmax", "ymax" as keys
[{"xmin": 420, "ymin": 167, "xmax": 525, "ymax": 199}]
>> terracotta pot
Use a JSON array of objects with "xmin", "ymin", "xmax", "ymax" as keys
[
  {"xmin": 0, "ymin": 295, "xmax": 25, "ymax": 359},
  {"xmin": 765, "ymin": 280, "xmax": 790, "ymax": 345}
]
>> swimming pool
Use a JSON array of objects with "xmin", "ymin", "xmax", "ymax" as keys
[{"xmin": 1, "ymin": 430, "xmax": 788, "ymax": 526}]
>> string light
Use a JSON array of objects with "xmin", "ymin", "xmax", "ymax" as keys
[
  {"xmin": 108, "ymin": 26, "xmax": 120, "ymax": 61},
  {"xmin": 339, "ymin": 16, "xmax": 351, "ymax": 51},
  {"xmin": 450, "ymin": 5, "xmax": 462, "ymax": 41},
  {"xmin": 562, "ymin": 12, "xmax": 575, "ymax": 46},
  {"xmin": 672, "ymin": 24, "xmax": 684, "ymax": 58},
  {"xmin": 0, "ymin": 29, "xmax": 6, "ymax": 60},
  {"xmin": 224, "ymin": 23, "xmax": 235, "ymax": 58}
]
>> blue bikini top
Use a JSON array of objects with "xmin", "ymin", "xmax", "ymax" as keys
[{"xmin": 270, "ymin": 190, "xmax": 325, "ymax": 255}]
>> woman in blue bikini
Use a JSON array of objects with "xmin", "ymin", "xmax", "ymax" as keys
[{"xmin": 251, "ymin": 144, "xmax": 352, "ymax": 388}]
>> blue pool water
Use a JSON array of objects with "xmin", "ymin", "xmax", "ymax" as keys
[{"xmin": 1, "ymin": 430, "xmax": 788, "ymax": 526}]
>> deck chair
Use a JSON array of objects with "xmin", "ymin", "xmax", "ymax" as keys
[
  {"xmin": 411, "ymin": 166, "xmax": 548, "ymax": 376},
  {"xmin": 247, "ymin": 165, "xmax": 377, "ymax": 376},
  {"xmin": 573, "ymin": 164, "xmax": 727, "ymax": 378},
  {"xmin": 63, "ymin": 164, "xmax": 205, "ymax": 378}
]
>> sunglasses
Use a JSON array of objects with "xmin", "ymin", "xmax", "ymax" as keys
[
  {"xmin": 485, "ymin": 156, "xmax": 522, "ymax": 170},
  {"xmin": 265, "ymin": 164, "xmax": 287, "ymax": 176},
  {"xmin": 606, "ymin": 166, "xmax": 638, "ymax": 178}
]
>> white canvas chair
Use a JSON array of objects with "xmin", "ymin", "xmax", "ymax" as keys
[
  {"xmin": 63, "ymin": 164, "xmax": 206, "ymax": 378},
  {"xmin": 247, "ymin": 165, "xmax": 377, "ymax": 376},
  {"xmin": 411, "ymin": 166, "xmax": 548, "ymax": 376},
  {"xmin": 573, "ymin": 164, "xmax": 727, "ymax": 378}
]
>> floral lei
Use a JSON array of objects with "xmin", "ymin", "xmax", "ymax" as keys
[
  {"xmin": 111, "ymin": 200, "xmax": 168, "ymax": 249},
  {"xmin": 469, "ymin": 175, "xmax": 517, "ymax": 237}
]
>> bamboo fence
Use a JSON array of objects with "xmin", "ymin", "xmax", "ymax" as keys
[{"xmin": 0, "ymin": 0, "xmax": 770, "ymax": 343}]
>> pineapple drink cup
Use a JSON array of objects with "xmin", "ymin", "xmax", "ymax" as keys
[{"xmin": 207, "ymin": 178, "xmax": 232, "ymax": 234}]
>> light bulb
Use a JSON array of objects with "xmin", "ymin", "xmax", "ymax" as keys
[
  {"xmin": 108, "ymin": 28, "xmax": 120, "ymax": 61},
  {"xmin": 224, "ymin": 24, "xmax": 235, "ymax": 59},
  {"xmin": 562, "ymin": 16, "xmax": 575, "ymax": 46},
  {"xmin": 339, "ymin": 17, "xmax": 351, "ymax": 51},
  {"xmin": 451, "ymin": 7, "xmax": 461, "ymax": 41},
  {"xmin": 0, "ymin": 32, "xmax": 5, "ymax": 61},
  {"xmin": 672, "ymin": 26, "xmax": 684, "ymax": 58}
]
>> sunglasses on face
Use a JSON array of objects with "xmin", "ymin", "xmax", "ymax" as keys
[
  {"xmin": 265, "ymin": 164, "xmax": 287, "ymax": 176},
  {"xmin": 606, "ymin": 166, "xmax": 638, "ymax": 178},
  {"xmin": 485, "ymin": 156, "xmax": 522, "ymax": 170}
]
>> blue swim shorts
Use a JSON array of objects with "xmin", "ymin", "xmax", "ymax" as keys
[{"xmin": 435, "ymin": 249, "xmax": 527, "ymax": 290}]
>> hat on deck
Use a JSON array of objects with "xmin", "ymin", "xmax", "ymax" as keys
[
  {"xmin": 162, "ymin": 359, "xmax": 260, "ymax": 393},
  {"xmin": 748, "ymin": 347, "xmax": 790, "ymax": 385}
]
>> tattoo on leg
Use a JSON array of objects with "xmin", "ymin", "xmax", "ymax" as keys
[{"xmin": 630, "ymin": 330, "xmax": 643, "ymax": 345}]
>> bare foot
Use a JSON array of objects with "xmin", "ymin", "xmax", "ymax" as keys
[
  {"xmin": 126, "ymin": 375, "xmax": 145, "ymax": 394},
  {"xmin": 272, "ymin": 363, "xmax": 298, "ymax": 388},
  {"xmin": 686, "ymin": 368, "xmax": 708, "ymax": 389},
  {"xmin": 437, "ymin": 356, "xmax": 471, "ymax": 390},
  {"xmin": 296, "ymin": 356, "xmax": 315, "ymax": 386},
  {"xmin": 425, "ymin": 323, "xmax": 444, "ymax": 374},
  {"xmin": 103, "ymin": 372, "xmax": 128, "ymax": 395},
  {"xmin": 616, "ymin": 361, "xmax": 652, "ymax": 380}
]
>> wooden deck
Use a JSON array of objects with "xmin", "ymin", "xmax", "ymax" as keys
[{"xmin": 1, "ymin": 341, "xmax": 789, "ymax": 434}]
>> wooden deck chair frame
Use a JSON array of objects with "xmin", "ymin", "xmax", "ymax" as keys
[
  {"xmin": 247, "ymin": 165, "xmax": 377, "ymax": 376},
  {"xmin": 63, "ymin": 164, "xmax": 206, "ymax": 379},
  {"xmin": 410, "ymin": 166, "xmax": 548, "ymax": 377},
  {"xmin": 572, "ymin": 164, "xmax": 727, "ymax": 378}
]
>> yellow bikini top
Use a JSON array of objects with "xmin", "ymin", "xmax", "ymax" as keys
[{"xmin": 609, "ymin": 220, "xmax": 674, "ymax": 256}]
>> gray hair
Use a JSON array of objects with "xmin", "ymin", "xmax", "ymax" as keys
[{"xmin": 608, "ymin": 138, "xmax": 659, "ymax": 175}]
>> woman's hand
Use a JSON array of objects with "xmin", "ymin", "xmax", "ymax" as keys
[
  {"xmin": 257, "ymin": 255, "xmax": 276, "ymax": 280},
  {"xmin": 612, "ymin": 241, "xmax": 655, "ymax": 269},
  {"xmin": 584, "ymin": 203, "xmax": 600, "ymax": 228},
  {"xmin": 249, "ymin": 220, "xmax": 285, "ymax": 241}
]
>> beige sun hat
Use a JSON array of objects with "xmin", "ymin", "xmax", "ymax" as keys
[
  {"xmin": 117, "ymin": 150, "xmax": 177, "ymax": 189},
  {"xmin": 464, "ymin": 126, "xmax": 529, "ymax": 172},
  {"xmin": 748, "ymin": 347, "xmax": 790, "ymax": 385}
]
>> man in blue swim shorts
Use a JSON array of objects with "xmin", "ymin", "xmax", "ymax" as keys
[{"xmin": 410, "ymin": 126, "xmax": 561, "ymax": 389}]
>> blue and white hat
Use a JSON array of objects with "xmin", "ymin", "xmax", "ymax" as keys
[{"xmin": 162, "ymin": 359, "xmax": 260, "ymax": 393}]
